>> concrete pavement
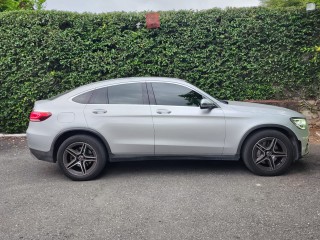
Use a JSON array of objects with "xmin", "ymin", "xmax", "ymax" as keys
[{"xmin": 0, "ymin": 137, "xmax": 319, "ymax": 240}]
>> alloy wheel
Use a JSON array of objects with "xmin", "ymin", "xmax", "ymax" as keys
[
  {"xmin": 63, "ymin": 142, "xmax": 98, "ymax": 176},
  {"xmin": 252, "ymin": 137, "xmax": 288, "ymax": 171}
]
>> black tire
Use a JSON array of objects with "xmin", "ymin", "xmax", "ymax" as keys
[
  {"xmin": 57, "ymin": 135, "xmax": 107, "ymax": 181},
  {"xmin": 242, "ymin": 130, "xmax": 294, "ymax": 176}
]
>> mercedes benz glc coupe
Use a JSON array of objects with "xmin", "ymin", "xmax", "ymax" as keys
[{"xmin": 27, "ymin": 77, "xmax": 309, "ymax": 180}]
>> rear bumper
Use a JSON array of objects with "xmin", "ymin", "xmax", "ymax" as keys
[{"xmin": 30, "ymin": 148, "xmax": 54, "ymax": 163}]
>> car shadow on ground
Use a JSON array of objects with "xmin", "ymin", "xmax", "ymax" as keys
[
  {"xmin": 32, "ymin": 154, "xmax": 317, "ymax": 181},
  {"xmin": 35, "ymin": 159, "xmax": 250, "ymax": 181},
  {"xmin": 106, "ymin": 160, "xmax": 248, "ymax": 176},
  {"xmin": 100, "ymin": 157, "xmax": 314, "ymax": 179}
]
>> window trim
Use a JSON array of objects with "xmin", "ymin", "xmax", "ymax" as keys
[
  {"xmin": 142, "ymin": 82, "xmax": 150, "ymax": 105},
  {"xmin": 148, "ymin": 81, "xmax": 216, "ymax": 107},
  {"xmin": 70, "ymin": 80, "xmax": 220, "ymax": 108},
  {"xmin": 146, "ymin": 82, "xmax": 156, "ymax": 105}
]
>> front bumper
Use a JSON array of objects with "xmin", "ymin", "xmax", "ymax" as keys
[
  {"xmin": 294, "ymin": 130, "xmax": 309, "ymax": 161},
  {"xmin": 304, "ymin": 141, "xmax": 309, "ymax": 156},
  {"xmin": 300, "ymin": 134, "xmax": 309, "ymax": 157}
]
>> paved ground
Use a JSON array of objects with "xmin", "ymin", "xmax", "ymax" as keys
[{"xmin": 0, "ymin": 138, "xmax": 319, "ymax": 240}]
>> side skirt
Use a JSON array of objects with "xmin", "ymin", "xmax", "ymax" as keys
[{"xmin": 109, "ymin": 154, "xmax": 240, "ymax": 162}]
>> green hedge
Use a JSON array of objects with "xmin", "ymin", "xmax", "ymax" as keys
[{"xmin": 0, "ymin": 8, "xmax": 319, "ymax": 133}]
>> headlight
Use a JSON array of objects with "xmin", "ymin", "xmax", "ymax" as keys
[{"xmin": 290, "ymin": 118, "xmax": 307, "ymax": 130}]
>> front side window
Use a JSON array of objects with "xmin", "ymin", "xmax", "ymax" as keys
[
  {"xmin": 108, "ymin": 83, "xmax": 144, "ymax": 105},
  {"xmin": 152, "ymin": 83, "xmax": 204, "ymax": 107}
]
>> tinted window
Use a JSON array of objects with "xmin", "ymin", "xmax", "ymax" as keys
[
  {"xmin": 89, "ymin": 88, "xmax": 108, "ymax": 104},
  {"xmin": 72, "ymin": 91, "xmax": 93, "ymax": 104},
  {"xmin": 108, "ymin": 83, "xmax": 143, "ymax": 105},
  {"xmin": 152, "ymin": 83, "xmax": 203, "ymax": 107}
]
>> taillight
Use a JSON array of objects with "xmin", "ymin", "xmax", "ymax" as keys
[{"xmin": 30, "ymin": 111, "xmax": 52, "ymax": 122}]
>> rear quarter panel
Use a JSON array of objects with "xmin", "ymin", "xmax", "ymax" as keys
[{"xmin": 27, "ymin": 100, "xmax": 87, "ymax": 152}]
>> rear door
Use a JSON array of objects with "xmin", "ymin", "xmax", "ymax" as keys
[
  {"xmin": 148, "ymin": 82, "xmax": 225, "ymax": 155},
  {"xmin": 83, "ymin": 82, "xmax": 154, "ymax": 155}
]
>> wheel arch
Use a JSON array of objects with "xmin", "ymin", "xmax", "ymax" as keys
[
  {"xmin": 51, "ymin": 128, "xmax": 112, "ymax": 163},
  {"xmin": 237, "ymin": 124, "xmax": 300, "ymax": 161}
]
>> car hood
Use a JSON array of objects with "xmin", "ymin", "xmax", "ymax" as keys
[{"xmin": 226, "ymin": 101, "xmax": 304, "ymax": 117}]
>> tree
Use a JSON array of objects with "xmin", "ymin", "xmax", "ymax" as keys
[
  {"xmin": 260, "ymin": 0, "xmax": 320, "ymax": 8},
  {"xmin": 0, "ymin": 0, "xmax": 46, "ymax": 12},
  {"xmin": 33, "ymin": 0, "xmax": 45, "ymax": 10}
]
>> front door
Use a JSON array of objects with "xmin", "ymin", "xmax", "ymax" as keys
[{"xmin": 148, "ymin": 82, "xmax": 225, "ymax": 155}]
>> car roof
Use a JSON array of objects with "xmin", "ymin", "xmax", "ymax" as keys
[
  {"xmin": 53, "ymin": 76, "xmax": 222, "ymax": 106},
  {"xmin": 88, "ymin": 77, "xmax": 186, "ymax": 86},
  {"xmin": 73, "ymin": 77, "xmax": 187, "ymax": 92},
  {"xmin": 56, "ymin": 77, "xmax": 190, "ymax": 100}
]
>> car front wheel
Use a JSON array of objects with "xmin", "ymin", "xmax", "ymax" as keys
[
  {"xmin": 57, "ymin": 135, "xmax": 107, "ymax": 181},
  {"xmin": 242, "ymin": 130, "xmax": 294, "ymax": 176}
]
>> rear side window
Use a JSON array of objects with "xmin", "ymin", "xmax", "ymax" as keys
[
  {"xmin": 89, "ymin": 88, "xmax": 108, "ymax": 104},
  {"xmin": 72, "ymin": 83, "xmax": 145, "ymax": 105},
  {"xmin": 151, "ymin": 83, "xmax": 204, "ymax": 107},
  {"xmin": 108, "ymin": 83, "xmax": 144, "ymax": 105},
  {"xmin": 72, "ymin": 88, "xmax": 108, "ymax": 104},
  {"xmin": 72, "ymin": 91, "xmax": 93, "ymax": 104}
]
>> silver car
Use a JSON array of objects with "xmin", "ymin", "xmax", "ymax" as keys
[{"xmin": 27, "ymin": 77, "xmax": 309, "ymax": 180}]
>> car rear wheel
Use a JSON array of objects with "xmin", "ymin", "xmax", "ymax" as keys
[
  {"xmin": 242, "ymin": 130, "xmax": 294, "ymax": 176},
  {"xmin": 57, "ymin": 135, "xmax": 107, "ymax": 181}
]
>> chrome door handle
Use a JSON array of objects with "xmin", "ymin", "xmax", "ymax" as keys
[
  {"xmin": 92, "ymin": 109, "xmax": 107, "ymax": 114},
  {"xmin": 156, "ymin": 109, "xmax": 172, "ymax": 114}
]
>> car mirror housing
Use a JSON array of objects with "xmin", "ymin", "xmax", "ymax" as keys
[{"xmin": 200, "ymin": 99, "xmax": 215, "ymax": 109}]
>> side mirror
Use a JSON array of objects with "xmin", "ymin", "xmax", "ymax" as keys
[{"xmin": 200, "ymin": 99, "xmax": 215, "ymax": 109}]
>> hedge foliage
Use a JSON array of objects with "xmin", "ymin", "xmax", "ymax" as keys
[{"xmin": 0, "ymin": 8, "xmax": 320, "ymax": 133}]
